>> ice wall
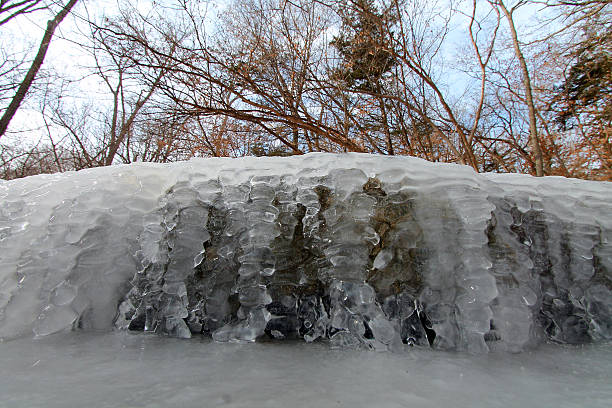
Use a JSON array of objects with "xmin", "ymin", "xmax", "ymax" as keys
[{"xmin": 1, "ymin": 154, "xmax": 611, "ymax": 352}]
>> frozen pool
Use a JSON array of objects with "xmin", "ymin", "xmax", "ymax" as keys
[{"xmin": 0, "ymin": 332, "xmax": 610, "ymax": 408}]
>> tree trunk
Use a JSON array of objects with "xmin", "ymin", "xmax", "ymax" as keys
[
  {"xmin": 0, "ymin": 0, "xmax": 78, "ymax": 138},
  {"xmin": 498, "ymin": 1, "xmax": 544, "ymax": 176}
]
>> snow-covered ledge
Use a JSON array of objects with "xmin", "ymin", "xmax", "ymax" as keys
[{"xmin": 1, "ymin": 153, "xmax": 611, "ymax": 352}]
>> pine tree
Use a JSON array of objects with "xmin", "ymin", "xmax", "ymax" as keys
[
  {"xmin": 330, "ymin": 0, "xmax": 399, "ymax": 154},
  {"xmin": 330, "ymin": 0, "xmax": 397, "ymax": 92},
  {"xmin": 553, "ymin": 29, "xmax": 611, "ymax": 130}
]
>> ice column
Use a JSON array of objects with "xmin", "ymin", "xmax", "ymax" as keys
[
  {"xmin": 408, "ymin": 177, "xmax": 497, "ymax": 353},
  {"xmin": 368, "ymin": 173, "xmax": 430, "ymax": 347},
  {"xmin": 540, "ymin": 193, "xmax": 612, "ymax": 343},
  {"xmin": 486, "ymin": 196, "xmax": 540, "ymax": 351},
  {"xmin": 212, "ymin": 176, "xmax": 280, "ymax": 342},
  {"xmin": 322, "ymin": 170, "xmax": 402, "ymax": 350},
  {"xmin": 115, "ymin": 181, "xmax": 210, "ymax": 338}
]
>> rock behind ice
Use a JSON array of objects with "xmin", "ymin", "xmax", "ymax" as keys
[{"xmin": 1, "ymin": 153, "xmax": 611, "ymax": 352}]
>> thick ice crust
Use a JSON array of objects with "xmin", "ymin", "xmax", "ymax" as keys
[{"xmin": 1, "ymin": 153, "xmax": 611, "ymax": 351}]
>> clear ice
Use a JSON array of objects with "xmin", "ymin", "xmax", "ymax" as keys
[{"xmin": 1, "ymin": 153, "xmax": 611, "ymax": 352}]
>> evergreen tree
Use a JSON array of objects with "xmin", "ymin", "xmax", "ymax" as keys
[
  {"xmin": 330, "ymin": 0, "xmax": 399, "ymax": 154},
  {"xmin": 330, "ymin": 0, "xmax": 397, "ymax": 92},
  {"xmin": 553, "ymin": 29, "xmax": 611, "ymax": 130}
]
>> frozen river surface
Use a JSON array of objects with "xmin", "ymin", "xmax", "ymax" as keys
[{"xmin": 0, "ymin": 332, "xmax": 611, "ymax": 408}]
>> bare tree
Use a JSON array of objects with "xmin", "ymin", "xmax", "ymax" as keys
[
  {"xmin": 2, "ymin": 0, "xmax": 608, "ymax": 180},
  {"xmin": 0, "ymin": 0, "xmax": 47, "ymax": 27},
  {"xmin": 0, "ymin": 0, "xmax": 78, "ymax": 138},
  {"xmin": 487, "ymin": 0, "xmax": 544, "ymax": 176},
  {"xmin": 43, "ymin": 7, "xmax": 173, "ymax": 168}
]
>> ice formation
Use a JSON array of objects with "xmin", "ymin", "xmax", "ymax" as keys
[{"xmin": 1, "ymin": 153, "xmax": 611, "ymax": 352}]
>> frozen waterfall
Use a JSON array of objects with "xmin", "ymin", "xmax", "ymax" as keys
[{"xmin": 1, "ymin": 153, "xmax": 611, "ymax": 353}]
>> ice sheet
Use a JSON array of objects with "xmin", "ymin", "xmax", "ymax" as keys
[
  {"xmin": 1, "ymin": 153, "xmax": 611, "ymax": 352},
  {"xmin": 0, "ymin": 332, "xmax": 610, "ymax": 408}
]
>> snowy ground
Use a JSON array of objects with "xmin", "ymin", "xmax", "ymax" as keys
[{"xmin": 0, "ymin": 332, "xmax": 610, "ymax": 408}]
